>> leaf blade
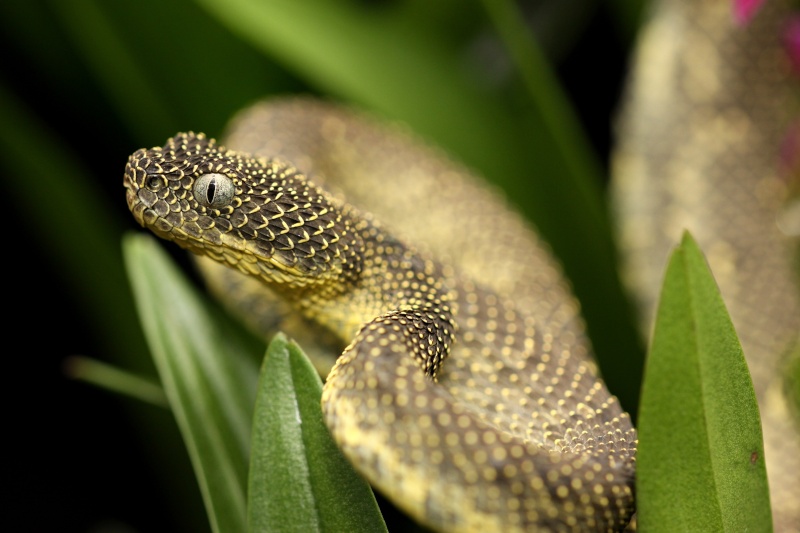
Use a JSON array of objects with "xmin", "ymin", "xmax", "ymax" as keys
[
  {"xmin": 124, "ymin": 233, "xmax": 264, "ymax": 533},
  {"xmin": 638, "ymin": 232, "xmax": 772, "ymax": 532},
  {"xmin": 64, "ymin": 356, "xmax": 168, "ymax": 407},
  {"xmin": 248, "ymin": 334, "xmax": 387, "ymax": 533}
]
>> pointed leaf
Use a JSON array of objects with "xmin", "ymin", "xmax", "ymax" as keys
[
  {"xmin": 248, "ymin": 334, "xmax": 387, "ymax": 533},
  {"xmin": 638, "ymin": 232, "xmax": 772, "ymax": 531},
  {"xmin": 124, "ymin": 233, "xmax": 265, "ymax": 533}
]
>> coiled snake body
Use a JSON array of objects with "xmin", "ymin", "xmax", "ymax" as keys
[{"xmin": 125, "ymin": 98, "xmax": 636, "ymax": 531}]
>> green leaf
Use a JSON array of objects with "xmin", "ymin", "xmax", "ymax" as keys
[
  {"xmin": 787, "ymin": 341, "xmax": 800, "ymax": 422},
  {"xmin": 248, "ymin": 334, "xmax": 387, "ymax": 533},
  {"xmin": 124, "ymin": 233, "xmax": 265, "ymax": 533},
  {"xmin": 55, "ymin": 0, "xmax": 302, "ymax": 142},
  {"xmin": 192, "ymin": 0, "xmax": 526, "ymax": 180},
  {"xmin": 64, "ymin": 356, "xmax": 168, "ymax": 408},
  {"xmin": 476, "ymin": 0, "xmax": 643, "ymax": 410},
  {"xmin": 479, "ymin": 0, "xmax": 602, "ymax": 192},
  {"xmin": 638, "ymin": 232, "xmax": 772, "ymax": 532}
]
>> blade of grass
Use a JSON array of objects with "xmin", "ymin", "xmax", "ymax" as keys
[
  {"xmin": 637, "ymin": 232, "xmax": 772, "ymax": 531},
  {"xmin": 124, "ymin": 232, "xmax": 265, "ymax": 533},
  {"xmin": 479, "ymin": 0, "xmax": 603, "ymax": 192},
  {"xmin": 64, "ymin": 356, "xmax": 168, "ymax": 407},
  {"xmin": 248, "ymin": 334, "xmax": 387, "ymax": 533}
]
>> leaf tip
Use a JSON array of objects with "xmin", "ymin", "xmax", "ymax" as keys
[{"xmin": 679, "ymin": 229, "xmax": 699, "ymax": 249}]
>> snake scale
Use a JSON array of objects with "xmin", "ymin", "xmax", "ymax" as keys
[
  {"xmin": 124, "ymin": 96, "xmax": 637, "ymax": 532},
  {"xmin": 123, "ymin": 1, "xmax": 800, "ymax": 530}
]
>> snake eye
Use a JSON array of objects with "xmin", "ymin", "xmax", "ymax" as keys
[{"xmin": 193, "ymin": 173, "xmax": 234, "ymax": 208}]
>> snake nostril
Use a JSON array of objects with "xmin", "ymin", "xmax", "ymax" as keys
[{"xmin": 146, "ymin": 175, "xmax": 163, "ymax": 191}]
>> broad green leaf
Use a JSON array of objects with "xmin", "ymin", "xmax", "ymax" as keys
[
  {"xmin": 248, "ymin": 334, "xmax": 387, "ymax": 533},
  {"xmin": 124, "ymin": 233, "xmax": 265, "ymax": 533},
  {"xmin": 638, "ymin": 232, "xmax": 772, "ymax": 532}
]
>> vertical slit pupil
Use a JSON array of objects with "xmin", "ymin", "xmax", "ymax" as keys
[{"xmin": 207, "ymin": 178, "xmax": 217, "ymax": 204}]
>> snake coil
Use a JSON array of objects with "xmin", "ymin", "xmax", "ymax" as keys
[{"xmin": 125, "ymin": 98, "xmax": 637, "ymax": 532}]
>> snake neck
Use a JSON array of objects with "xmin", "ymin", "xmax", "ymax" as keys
[{"xmin": 300, "ymin": 209, "xmax": 459, "ymax": 377}]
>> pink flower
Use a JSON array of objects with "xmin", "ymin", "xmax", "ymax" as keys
[{"xmin": 733, "ymin": 0, "xmax": 767, "ymax": 26}]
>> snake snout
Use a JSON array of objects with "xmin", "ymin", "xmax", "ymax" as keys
[{"xmin": 123, "ymin": 149, "xmax": 183, "ymax": 233}]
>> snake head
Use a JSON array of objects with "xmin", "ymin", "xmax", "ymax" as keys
[{"xmin": 124, "ymin": 132, "xmax": 359, "ymax": 288}]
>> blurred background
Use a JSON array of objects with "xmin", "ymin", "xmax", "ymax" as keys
[{"xmin": 1, "ymin": 1, "xmax": 645, "ymax": 531}]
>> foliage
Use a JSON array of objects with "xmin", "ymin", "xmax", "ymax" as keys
[{"xmin": 124, "ymin": 234, "xmax": 386, "ymax": 533}]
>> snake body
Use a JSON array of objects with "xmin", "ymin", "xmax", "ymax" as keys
[
  {"xmin": 612, "ymin": 0, "xmax": 800, "ymax": 529},
  {"xmin": 124, "ymin": 98, "xmax": 636, "ymax": 531}
]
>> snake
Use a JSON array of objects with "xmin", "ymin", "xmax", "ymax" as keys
[
  {"xmin": 124, "ymin": 96, "xmax": 637, "ymax": 532},
  {"xmin": 612, "ymin": 0, "xmax": 800, "ymax": 530},
  {"xmin": 121, "ymin": 0, "xmax": 800, "ymax": 529}
]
